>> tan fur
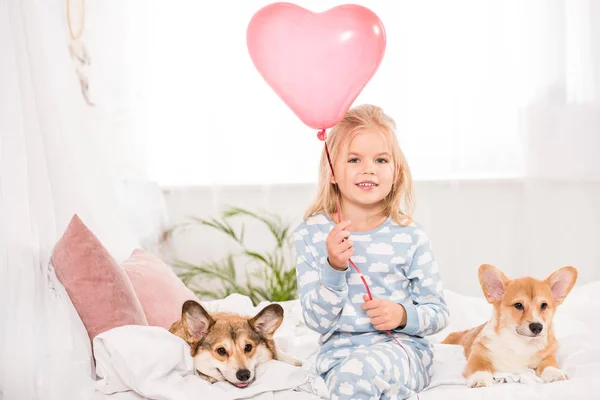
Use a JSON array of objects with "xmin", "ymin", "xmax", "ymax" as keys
[
  {"xmin": 169, "ymin": 301, "xmax": 301, "ymax": 387},
  {"xmin": 169, "ymin": 311, "xmax": 278, "ymax": 359},
  {"xmin": 442, "ymin": 264, "xmax": 578, "ymax": 388}
]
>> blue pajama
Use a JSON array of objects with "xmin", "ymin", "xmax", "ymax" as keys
[
  {"xmin": 319, "ymin": 333, "xmax": 432, "ymax": 400},
  {"xmin": 294, "ymin": 213, "xmax": 449, "ymax": 400}
]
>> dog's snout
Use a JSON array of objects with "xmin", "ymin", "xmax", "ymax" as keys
[
  {"xmin": 236, "ymin": 369, "xmax": 251, "ymax": 382},
  {"xmin": 529, "ymin": 322, "xmax": 543, "ymax": 335}
]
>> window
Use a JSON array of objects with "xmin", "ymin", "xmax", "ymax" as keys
[{"xmin": 143, "ymin": 1, "xmax": 591, "ymax": 185}]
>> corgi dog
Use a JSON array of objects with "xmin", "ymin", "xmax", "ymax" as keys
[
  {"xmin": 442, "ymin": 264, "xmax": 578, "ymax": 388},
  {"xmin": 169, "ymin": 300, "xmax": 302, "ymax": 388}
]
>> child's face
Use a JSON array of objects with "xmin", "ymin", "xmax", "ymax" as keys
[{"xmin": 333, "ymin": 129, "xmax": 395, "ymax": 211}]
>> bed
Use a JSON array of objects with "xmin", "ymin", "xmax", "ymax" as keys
[{"xmin": 93, "ymin": 281, "xmax": 600, "ymax": 400}]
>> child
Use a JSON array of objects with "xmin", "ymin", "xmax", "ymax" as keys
[{"xmin": 294, "ymin": 104, "xmax": 449, "ymax": 399}]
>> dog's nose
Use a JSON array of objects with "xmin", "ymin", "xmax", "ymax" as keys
[
  {"xmin": 529, "ymin": 323, "xmax": 543, "ymax": 335},
  {"xmin": 236, "ymin": 369, "xmax": 251, "ymax": 382}
]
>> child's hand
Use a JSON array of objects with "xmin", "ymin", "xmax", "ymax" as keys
[
  {"xmin": 326, "ymin": 220, "xmax": 354, "ymax": 271},
  {"xmin": 361, "ymin": 295, "xmax": 407, "ymax": 331}
]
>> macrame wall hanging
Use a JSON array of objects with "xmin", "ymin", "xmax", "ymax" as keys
[{"xmin": 66, "ymin": 0, "xmax": 94, "ymax": 106}]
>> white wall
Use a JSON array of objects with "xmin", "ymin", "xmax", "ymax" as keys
[{"xmin": 161, "ymin": 180, "xmax": 600, "ymax": 297}]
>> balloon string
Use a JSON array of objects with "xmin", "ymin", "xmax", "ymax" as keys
[{"xmin": 318, "ymin": 129, "xmax": 419, "ymax": 399}]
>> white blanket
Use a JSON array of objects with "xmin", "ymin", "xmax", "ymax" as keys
[
  {"xmin": 95, "ymin": 283, "xmax": 600, "ymax": 400},
  {"xmin": 93, "ymin": 325, "xmax": 329, "ymax": 400},
  {"xmin": 426, "ymin": 344, "xmax": 544, "ymax": 389}
]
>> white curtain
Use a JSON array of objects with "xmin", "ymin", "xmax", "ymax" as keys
[
  {"xmin": 148, "ymin": 1, "xmax": 600, "ymax": 295},
  {"xmin": 0, "ymin": 0, "xmax": 142, "ymax": 398}
]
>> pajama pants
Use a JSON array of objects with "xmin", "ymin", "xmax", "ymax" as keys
[{"xmin": 319, "ymin": 336, "xmax": 432, "ymax": 400}]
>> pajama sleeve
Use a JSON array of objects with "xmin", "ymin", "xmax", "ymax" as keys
[
  {"xmin": 294, "ymin": 232, "xmax": 348, "ymax": 336},
  {"xmin": 397, "ymin": 231, "xmax": 450, "ymax": 337}
]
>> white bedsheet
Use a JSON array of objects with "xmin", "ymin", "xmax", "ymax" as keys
[
  {"xmin": 93, "ymin": 325, "xmax": 328, "ymax": 400},
  {"xmin": 96, "ymin": 282, "xmax": 600, "ymax": 400}
]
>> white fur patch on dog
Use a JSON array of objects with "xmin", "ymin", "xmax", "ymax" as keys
[{"xmin": 481, "ymin": 324, "xmax": 547, "ymax": 373}]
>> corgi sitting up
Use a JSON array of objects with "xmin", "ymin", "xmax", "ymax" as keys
[
  {"xmin": 442, "ymin": 264, "xmax": 578, "ymax": 388},
  {"xmin": 169, "ymin": 300, "xmax": 302, "ymax": 388}
]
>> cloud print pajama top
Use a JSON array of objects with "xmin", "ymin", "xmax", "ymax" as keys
[{"xmin": 294, "ymin": 213, "xmax": 450, "ymax": 400}]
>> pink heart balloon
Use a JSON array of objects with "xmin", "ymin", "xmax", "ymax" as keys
[{"xmin": 247, "ymin": 3, "xmax": 386, "ymax": 130}]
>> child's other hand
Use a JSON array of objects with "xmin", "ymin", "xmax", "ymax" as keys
[
  {"xmin": 361, "ymin": 295, "xmax": 407, "ymax": 331},
  {"xmin": 326, "ymin": 220, "xmax": 354, "ymax": 271}
]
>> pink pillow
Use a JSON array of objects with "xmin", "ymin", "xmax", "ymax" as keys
[
  {"xmin": 52, "ymin": 215, "xmax": 148, "ymax": 343},
  {"xmin": 122, "ymin": 248, "xmax": 199, "ymax": 330}
]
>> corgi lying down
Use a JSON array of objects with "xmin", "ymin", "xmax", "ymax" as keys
[
  {"xmin": 169, "ymin": 300, "xmax": 301, "ymax": 388},
  {"xmin": 443, "ymin": 264, "xmax": 578, "ymax": 388}
]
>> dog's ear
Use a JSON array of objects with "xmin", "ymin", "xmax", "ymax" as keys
[
  {"xmin": 479, "ymin": 264, "xmax": 509, "ymax": 303},
  {"xmin": 249, "ymin": 304, "xmax": 283, "ymax": 337},
  {"xmin": 545, "ymin": 266, "xmax": 578, "ymax": 305},
  {"xmin": 182, "ymin": 300, "xmax": 214, "ymax": 341}
]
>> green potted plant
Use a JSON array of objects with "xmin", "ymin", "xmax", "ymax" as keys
[{"xmin": 163, "ymin": 207, "xmax": 298, "ymax": 306}]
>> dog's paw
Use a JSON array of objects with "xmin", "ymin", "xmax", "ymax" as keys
[
  {"xmin": 468, "ymin": 371, "xmax": 494, "ymax": 388},
  {"xmin": 276, "ymin": 349, "xmax": 302, "ymax": 367},
  {"xmin": 283, "ymin": 356, "xmax": 302, "ymax": 367},
  {"xmin": 541, "ymin": 366, "xmax": 568, "ymax": 383}
]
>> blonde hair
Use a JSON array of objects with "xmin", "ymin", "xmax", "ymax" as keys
[{"xmin": 304, "ymin": 104, "xmax": 414, "ymax": 226}]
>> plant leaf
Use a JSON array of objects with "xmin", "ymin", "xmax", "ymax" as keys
[
  {"xmin": 170, "ymin": 206, "xmax": 298, "ymax": 306},
  {"xmin": 244, "ymin": 250, "xmax": 269, "ymax": 265}
]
